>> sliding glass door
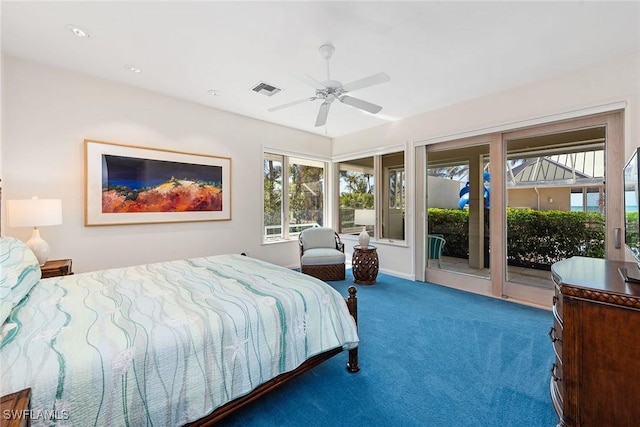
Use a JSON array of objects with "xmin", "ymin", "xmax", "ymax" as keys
[
  {"xmin": 500, "ymin": 117, "xmax": 626, "ymax": 305},
  {"xmin": 417, "ymin": 111, "xmax": 624, "ymax": 308},
  {"xmin": 504, "ymin": 127, "xmax": 606, "ymax": 290},
  {"xmin": 424, "ymin": 141, "xmax": 492, "ymax": 294}
]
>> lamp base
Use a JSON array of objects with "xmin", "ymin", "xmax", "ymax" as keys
[
  {"xmin": 26, "ymin": 228, "xmax": 51, "ymax": 266},
  {"xmin": 358, "ymin": 226, "xmax": 370, "ymax": 247}
]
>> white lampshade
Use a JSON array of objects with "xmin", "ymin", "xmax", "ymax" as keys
[
  {"xmin": 354, "ymin": 209, "xmax": 375, "ymax": 226},
  {"xmin": 6, "ymin": 197, "xmax": 63, "ymax": 265},
  {"xmin": 7, "ymin": 198, "xmax": 63, "ymax": 227}
]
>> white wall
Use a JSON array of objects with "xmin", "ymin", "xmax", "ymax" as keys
[
  {"xmin": 3, "ymin": 53, "xmax": 639, "ymax": 277},
  {"xmin": 333, "ymin": 52, "xmax": 640, "ymax": 276},
  {"xmin": 428, "ymin": 177, "xmax": 463, "ymax": 209},
  {"xmin": 1, "ymin": 56, "xmax": 331, "ymax": 273}
]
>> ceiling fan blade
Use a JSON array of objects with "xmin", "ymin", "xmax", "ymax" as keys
[
  {"xmin": 302, "ymin": 74, "xmax": 327, "ymax": 90},
  {"xmin": 340, "ymin": 95, "xmax": 382, "ymax": 114},
  {"xmin": 341, "ymin": 72, "xmax": 390, "ymax": 93},
  {"xmin": 315, "ymin": 102, "xmax": 331, "ymax": 127},
  {"xmin": 268, "ymin": 97, "xmax": 316, "ymax": 112}
]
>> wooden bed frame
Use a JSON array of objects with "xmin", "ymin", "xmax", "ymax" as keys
[{"xmin": 186, "ymin": 285, "xmax": 360, "ymax": 426}]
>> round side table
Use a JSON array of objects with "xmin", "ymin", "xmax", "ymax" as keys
[{"xmin": 352, "ymin": 245, "xmax": 379, "ymax": 285}]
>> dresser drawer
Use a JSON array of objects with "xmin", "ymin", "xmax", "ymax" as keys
[
  {"xmin": 550, "ymin": 373, "xmax": 564, "ymax": 419},
  {"xmin": 553, "ymin": 284, "xmax": 563, "ymax": 322},
  {"xmin": 551, "ymin": 359, "xmax": 564, "ymax": 398},
  {"xmin": 549, "ymin": 316, "xmax": 563, "ymax": 362}
]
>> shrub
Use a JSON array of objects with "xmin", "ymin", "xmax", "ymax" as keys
[
  {"xmin": 427, "ymin": 208, "xmax": 605, "ymax": 269},
  {"xmin": 427, "ymin": 208, "xmax": 469, "ymax": 258},
  {"xmin": 626, "ymin": 211, "xmax": 639, "ymax": 246}
]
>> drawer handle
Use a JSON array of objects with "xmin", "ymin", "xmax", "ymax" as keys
[
  {"xmin": 550, "ymin": 363, "xmax": 561, "ymax": 382},
  {"xmin": 548, "ymin": 326, "xmax": 561, "ymax": 343}
]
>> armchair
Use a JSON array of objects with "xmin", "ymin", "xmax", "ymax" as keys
[{"xmin": 299, "ymin": 227, "xmax": 346, "ymax": 281}]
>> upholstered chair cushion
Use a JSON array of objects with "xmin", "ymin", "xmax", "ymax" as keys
[
  {"xmin": 301, "ymin": 248, "xmax": 346, "ymax": 266},
  {"xmin": 300, "ymin": 228, "xmax": 338, "ymax": 250}
]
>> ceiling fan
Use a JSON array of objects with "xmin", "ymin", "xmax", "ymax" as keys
[{"xmin": 268, "ymin": 43, "xmax": 390, "ymax": 127}]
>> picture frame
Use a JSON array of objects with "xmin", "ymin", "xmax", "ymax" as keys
[{"xmin": 85, "ymin": 139, "xmax": 231, "ymax": 225}]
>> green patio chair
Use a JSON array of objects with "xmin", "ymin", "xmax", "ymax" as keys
[{"xmin": 427, "ymin": 234, "xmax": 446, "ymax": 269}]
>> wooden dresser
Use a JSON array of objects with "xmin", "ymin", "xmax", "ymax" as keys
[{"xmin": 550, "ymin": 257, "xmax": 640, "ymax": 427}]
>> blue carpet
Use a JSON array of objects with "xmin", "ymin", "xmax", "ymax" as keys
[{"xmin": 218, "ymin": 270, "xmax": 557, "ymax": 426}]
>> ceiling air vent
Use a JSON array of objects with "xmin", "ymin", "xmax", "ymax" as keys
[{"xmin": 251, "ymin": 81, "xmax": 281, "ymax": 97}]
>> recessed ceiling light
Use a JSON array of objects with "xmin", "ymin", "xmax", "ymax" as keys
[
  {"xmin": 207, "ymin": 90, "xmax": 219, "ymax": 96},
  {"xmin": 65, "ymin": 24, "xmax": 90, "ymax": 38},
  {"xmin": 124, "ymin": 64, "xmax": 142, "ymax": 74}
]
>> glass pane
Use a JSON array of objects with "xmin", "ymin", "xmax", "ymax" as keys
[
  {"xmin": 389, "ymin": 171, "xmax": 397, "ymax": 208},
  {"xmin": 586, "ymin": 188, "xmax": 604, "ymax": 214},
  {"xmin": 288, "ymin": 157, "xmax": 324, "ymax": 235},
  {"xmin": 382, "ymin": 152, "xmax": 405, "ymax": 239},
  {"xmin": 570, "ymin": 188, "xmax": 584, "ymax": 211},
  {"xmin": 263, "ymin": 154, "xmax": 283, "ymax": 240},
  {"xmin": 506, "ymin": 128, "xmax": 606, "ymax": 289},
  {"xmin": 339, "ymin": 157, "xmax": 374, "ymax": 235},
  {"xmin": 426, "ymin": 145, "xmax": 490, "ymax": 279}
]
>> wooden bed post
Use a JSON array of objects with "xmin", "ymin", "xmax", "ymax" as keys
[{"xmin": 346, "ymin": 286, "xmax": 360, "ymax": 373}]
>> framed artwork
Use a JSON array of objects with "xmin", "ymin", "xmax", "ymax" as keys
[{"xmin": 85, "ymin": 139, "xmax": 231, "ymax": 225}]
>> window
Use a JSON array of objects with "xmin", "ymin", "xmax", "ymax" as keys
[
  {"xmin": 338, "ymin": 157, "xmax": 374, "ymax": 235},
  {"xmin": 388, "ymin": 168, "xmax": 404, "ymax": 209},
  {"xmin": 263, "ymin": 154, "xmax": 283, "ymax": 239},
  {"xmin": 263, "ymin": 152, "xmax": 325, "ymax": 241},
  {"xmin": 288, "ymin": 157, "xmax": 325, "ymax": 234},
  {"xmin": 337, "ymin": 150, "xmax": 405, "ymax": 241},
  {"xmin": 382, "ymin": 152, "xmax": 405, "ymax": 239}
]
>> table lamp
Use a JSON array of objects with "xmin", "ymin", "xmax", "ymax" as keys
[
  {"xmin": 354, "ymin": 209, "xmax": 375, "ymax": 247},
  {"xmin": 7, "ymin": 197, "xmax": 63, "ymax": 265}
]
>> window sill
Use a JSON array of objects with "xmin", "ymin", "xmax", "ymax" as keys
[{"xmin": 339, "ymin": 234, "xmax": 408, "ymax": 249}]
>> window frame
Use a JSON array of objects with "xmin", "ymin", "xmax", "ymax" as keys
[
  {"xmin": 337, "ymin": 159, "xmax": 375, "ymax": 235},
  {"xmin": 262, "ymin": 150, "xmax": 328, "ymax": 243},
  {"xmin": 334, "ymin": 146, "xmax": 407, "ymax": 244}
]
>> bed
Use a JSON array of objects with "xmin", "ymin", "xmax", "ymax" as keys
[{"xmin": 0, "ymin": 237, "xmax": 359, "ymax": 425}]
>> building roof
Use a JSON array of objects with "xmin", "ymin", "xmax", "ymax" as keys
[{"xmin": 509, "ymin": 150, "xmax": 604, "ymax": 187}]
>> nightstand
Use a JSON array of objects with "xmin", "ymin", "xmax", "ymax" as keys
[
  {"xmin": 41, "ymin": 259, "xmax": 73, "ymax": 279},
  {"xmin": 0, "ymin": 388, "xmax": 31, "ymax": 427},
  {"xmin": 352, "ymin": 245, "xmax": 379, "ymax": 285}
]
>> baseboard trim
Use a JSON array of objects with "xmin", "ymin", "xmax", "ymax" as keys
[{"xmin": 378, "ymin": 268, "xmax": 415, "ymax": 281}]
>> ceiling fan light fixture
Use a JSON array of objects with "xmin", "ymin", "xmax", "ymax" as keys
[{"xmin": 319, "ymin": 43, "xmax": 335, "ymax": 60}]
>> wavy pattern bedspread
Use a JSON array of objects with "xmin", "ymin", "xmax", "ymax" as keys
[{"xmin": 0, "ymin": 254, "xmax": 359, "ymax": 426}]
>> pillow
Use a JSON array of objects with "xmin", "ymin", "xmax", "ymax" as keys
[{"xmin": 0, "ymin": 237, "xmax": 42, "ymax": 325}]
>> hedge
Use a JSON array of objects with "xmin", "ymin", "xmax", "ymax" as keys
[
  {"xmin": 427, "ymin": 208, "xmax": 605, "ymax": 270},
  {"xmin": 626, "ymin": 211, "xmax": 639, "ymax": 247}
]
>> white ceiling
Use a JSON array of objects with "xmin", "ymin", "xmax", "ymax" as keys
[{"xmin": 2, "ymin": 1, "xmax": 639, "ymax": 138}]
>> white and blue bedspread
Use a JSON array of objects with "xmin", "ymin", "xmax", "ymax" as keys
[{"xmin": 0, "ymin": 254, "xmax": 359, "ymax": 426}]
